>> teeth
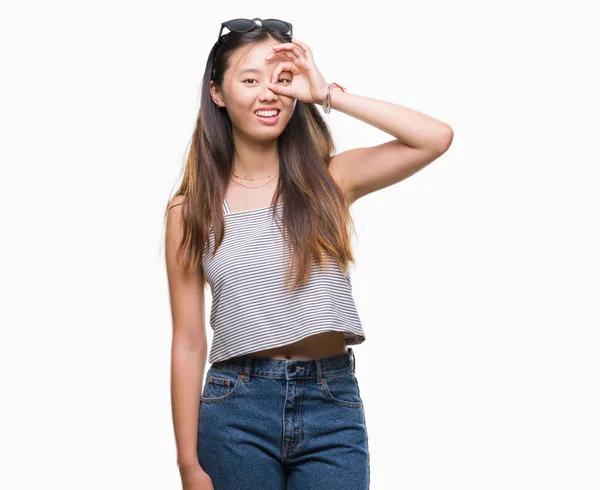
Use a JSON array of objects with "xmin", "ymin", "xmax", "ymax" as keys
[{"xmin": 255, "ymin": 110, "xmax": 279, "ymax": 117}]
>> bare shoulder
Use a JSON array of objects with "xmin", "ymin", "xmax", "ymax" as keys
[
  {"xmin": 166, "ymin": 195, "xmax": 186, "ymax": 243},
  {"xmin": 165, "ymin": 195, "xmax": 187, "ymax": 265},
  {"xmin": 328, "ymin": 157, "xmax": 356, "ymax": 205},
  {"xmin": 167, "ymin": 194, "xmax": 186, "ymax": 212}
]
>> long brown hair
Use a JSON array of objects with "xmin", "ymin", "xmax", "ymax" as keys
[{"xmin": 164, "ymin": 26, "xmax": 356, "ymax": 292}]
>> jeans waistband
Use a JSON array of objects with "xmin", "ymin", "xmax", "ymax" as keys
[{"xmin": 211, "ymin": 348, "xmax": 356, "ymax": 381}]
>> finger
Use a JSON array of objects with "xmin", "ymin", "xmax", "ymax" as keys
[
  {"xmin": 271, "ymin": 61, "xmax": 295, "ymax": 83},
  {"xmin": 268, "ymin": 81, "xmax": 293, "ymax": 98},
  {"xmin": 291, "ymin": 38, "xmax": 314, "ymax": 64},
  {"xmin": 271, "ymin": 43, "xmax": 305, "ymax": 59},
  {"xmin": 266, "ymin": 49, "xmax": 296, "ymax": 61}
]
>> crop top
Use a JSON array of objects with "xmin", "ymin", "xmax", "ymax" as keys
[{"xmin": 201, "ymin": 198, "xmax": 366, "ymax": 364}]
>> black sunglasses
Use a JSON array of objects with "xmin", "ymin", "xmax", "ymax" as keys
[{"xmin": 216, "ymin": 17, "xmax": 293, "ymax": 43}]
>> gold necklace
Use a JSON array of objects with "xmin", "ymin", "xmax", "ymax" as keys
[
  {"xmin": 231, "ymin": 170, "xmax": 278, "ymax": 181},
  {"xmin": 230, "ymin": 173, "xmax": 279, "ymax": 189}
]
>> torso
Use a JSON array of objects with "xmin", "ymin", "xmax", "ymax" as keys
[
  {"xmin": 225, "ymin": 162, "xmax": 351, "ymax": 361},
  {"xmin": 246, "ymin": 331, "xmax": 348, "ymax": 360}
]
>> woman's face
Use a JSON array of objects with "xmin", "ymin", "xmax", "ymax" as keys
[{"xmin": 210, "ymin": 39, "xmax": 297, "ymax": 141}]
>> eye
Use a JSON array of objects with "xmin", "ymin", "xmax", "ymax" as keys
[
  {"xmin": 277, "ymin": 72, "xmax": 293, "ymax": 83},
  {"xmin": 243, "ymin": 78, "xmax": 290, "ymax": 84}
]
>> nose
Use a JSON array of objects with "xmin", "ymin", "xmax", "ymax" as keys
[{"xmin": 259, "ymin": 84, "xmax": 278, "ymax": 101}]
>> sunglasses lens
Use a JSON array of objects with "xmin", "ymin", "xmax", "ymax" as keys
[
  {"xmin": 262, "ymin": 19, "xmax": 291, "ymax": 32},
  {"xmin": 226, "ymin": 19, "xmax": 256, "ymax": 32}
]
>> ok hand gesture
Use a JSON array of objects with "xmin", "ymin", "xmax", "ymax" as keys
[{"xmin": 265, "ymin": 38, "xmax": 328, "ymax": 105}]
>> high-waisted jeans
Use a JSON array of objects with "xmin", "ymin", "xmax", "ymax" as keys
[{"xmin": 197, "ymin": 347, "xmax": 370, "ymax": 489}]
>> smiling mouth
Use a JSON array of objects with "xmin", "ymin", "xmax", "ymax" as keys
[
  {"xmin": 254, "ymin": 110, "xmax": 281, "ymax": 117},
  {"xmin": 254, "ymin": 110, "xmax": 281, "ymax": 125}
]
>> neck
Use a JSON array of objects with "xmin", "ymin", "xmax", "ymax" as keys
[{"xmin": 231, "ymin": 131, "xmax": 279, "ymax": 178}]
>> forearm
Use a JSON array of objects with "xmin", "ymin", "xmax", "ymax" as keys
[
  {"xmin": 171, "ymin": 341, "xmax": 207, "ymax": 467},
  {"xmin": 326, "ymin": 88, "xmax": 452, "ymax": 153}
]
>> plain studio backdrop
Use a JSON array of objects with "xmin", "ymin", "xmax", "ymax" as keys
[{"xmin": 1, "ymin": 1, "xmax": 598, "ymax": 489}]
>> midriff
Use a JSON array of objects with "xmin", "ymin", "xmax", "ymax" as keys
[{"xmin": 246, "ymin": 331, "xmax": 348, "ymax": 360}]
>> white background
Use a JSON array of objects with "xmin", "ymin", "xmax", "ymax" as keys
[{"xmin": 1, "ymin": 1, "xmax": 599, "ymax": 489}]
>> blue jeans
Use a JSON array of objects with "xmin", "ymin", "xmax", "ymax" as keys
[{"xmin": 197, "ymin": 347, "xmax": 370, "ymax": 489}]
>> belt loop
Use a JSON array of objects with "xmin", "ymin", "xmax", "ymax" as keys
[
  {"xmin": 316, "ymin": 358, "xmax": 323, "ymax": 385},
  {"xmin": 350, "ymin": 348, "xmax": 355, "ymax": 372},
  {"xmin": 243, "ymin": 356, "xmax": 252, "ymax": 382}
]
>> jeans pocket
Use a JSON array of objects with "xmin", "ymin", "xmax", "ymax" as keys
[
  {"xmin": 201, "ymin": 367, "xmax": 244, "ymax": 404},
  {"xmin": 320, "ymin": 371, "xmax": 363, "ymax": 408}
]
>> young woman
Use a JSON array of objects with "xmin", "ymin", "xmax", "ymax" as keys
[{"xmin": 165, "ymin": 18, "xmax": 453, "ymax": 490}]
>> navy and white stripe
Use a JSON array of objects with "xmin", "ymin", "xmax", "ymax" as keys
[{"xmin": 202, "ymin": 199, "xmax": 366, "ymax": 364}]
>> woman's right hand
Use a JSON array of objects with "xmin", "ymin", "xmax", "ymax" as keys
[{"xmin": 179, "ymin": 462, "xmax": 214, "ymax": 490}]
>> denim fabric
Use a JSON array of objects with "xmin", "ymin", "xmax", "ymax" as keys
[{"xmin": 197, "ymin": 347, "xmax": 370, "ymax": 489}]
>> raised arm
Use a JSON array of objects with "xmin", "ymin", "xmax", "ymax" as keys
[{"xmin": 165, "ymin": 195, "xmax": 210, "ymax": 484}]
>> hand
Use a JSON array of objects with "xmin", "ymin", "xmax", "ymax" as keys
[
  {"xmin": 265, "ymin": 38, "xmax": 328, "ymax": 105},
  {"xmin": 179, "ymin": 462, "xmax": 214, "ymax": 489}
]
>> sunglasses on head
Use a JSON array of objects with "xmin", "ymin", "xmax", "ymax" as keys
[{"xmin": 216, "ymin": 17, "xmax": 293, "ymax": 43}]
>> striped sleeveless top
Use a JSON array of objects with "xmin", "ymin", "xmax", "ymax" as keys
[{"xmin": 201, "ymin": 198, "xmax": 366, "ymax": 364}]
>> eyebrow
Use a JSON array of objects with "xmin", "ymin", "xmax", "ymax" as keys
[{"xmin": 238, "ymin": 68, "xmax": 264, "ymax": 75}]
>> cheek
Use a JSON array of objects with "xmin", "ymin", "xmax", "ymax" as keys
[
  {"xmin": 237, "ymin": 93, "xmax": 257, "ymax": 110},
  {"xmin": 284, "ymin": 103, "xmax": 297, "ymax": 120},
  {"xmin": 226, "ymin": 96, "xmax": 254, "ymax": 121}
]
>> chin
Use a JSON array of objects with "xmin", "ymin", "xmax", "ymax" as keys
[{"xmin": 253, "ymin": 130, "xmax": 284, "ymax": 142}]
